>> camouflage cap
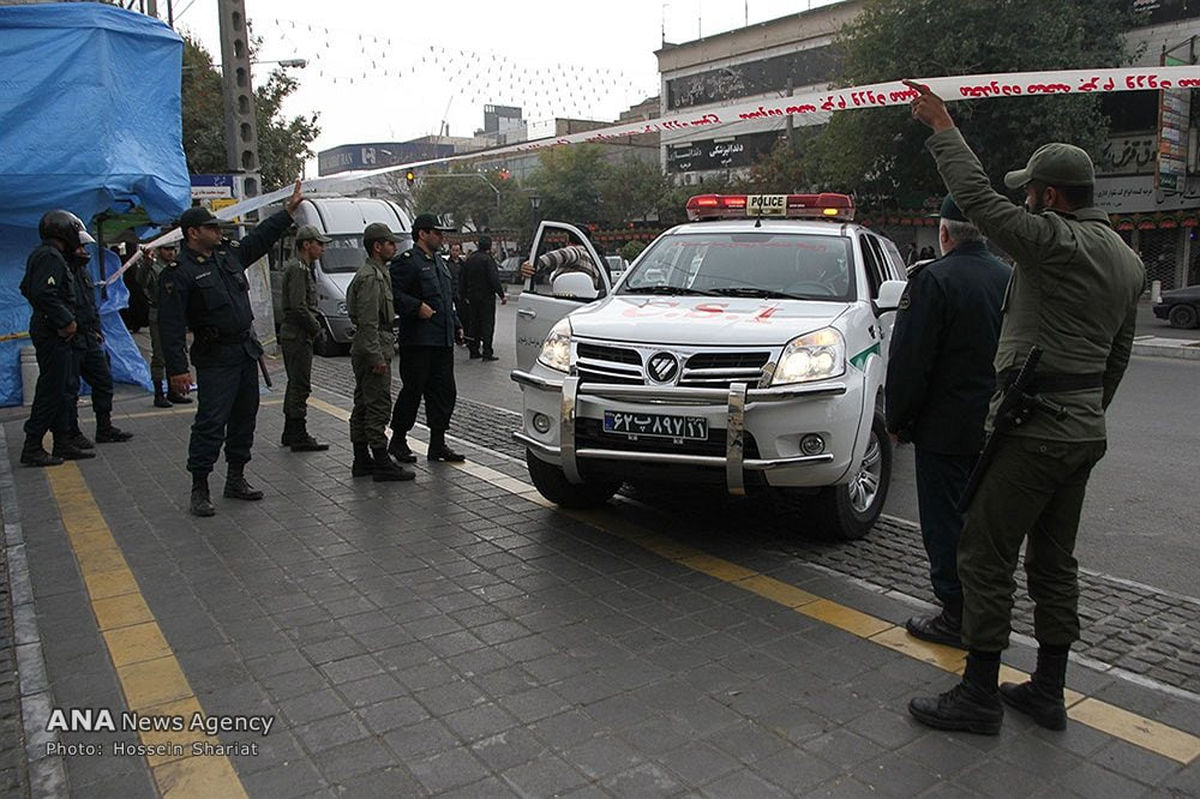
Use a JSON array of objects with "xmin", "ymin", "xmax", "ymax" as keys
[
  {"xmin": 296, "ymin": 224, "xmax": 332, "ymax": 243},
  {"xmin": 1003, "ymin": 142, "xmax": 1095, "ymax": 190},
  {"xmin": 363, "ymin": 222, "xmax": 398, "ymax": 245}
]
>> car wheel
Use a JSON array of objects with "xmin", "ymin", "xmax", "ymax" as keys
[
  {"xmin": 525, "ymin": 448, "xmax": 621, "ymax": 509},
  {"xmin": 1167, "ymin": 303, "xmax": 1199, "ymax": 330},
  {"xmin": 808, "ymin": 411, "xmax": 892, "ymax": 541}
]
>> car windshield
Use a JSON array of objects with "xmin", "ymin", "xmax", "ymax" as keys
[
  {"xmin": 316, "ymin": 234, "xmax": 397, "ymax": 273},
  {"xmin": 620, "ymin": 231, "xmax": 854, "ymax": 301}
]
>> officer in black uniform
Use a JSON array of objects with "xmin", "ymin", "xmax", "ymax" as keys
[
  {"xmin": 885, "ymin": 195, "xmax": 1011, "ymax": 648},
  {"xmin": 388, "ymin": 213, "xmax": 466, "ymax": 463},
  {"xmin": 19, "ymin": 210, "xmax": 94, "ymax": 467},
  {"xmin": 159, "ymin": 180, "xmax": 302, "ymax": 517}
]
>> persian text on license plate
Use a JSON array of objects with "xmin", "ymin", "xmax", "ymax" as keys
[{"xmin": 602, "ymin": 411, "xmax": 708, "ymax": 441}]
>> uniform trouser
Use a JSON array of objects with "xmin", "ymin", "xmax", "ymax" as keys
[
  {"xmin": 392, "ymin": 346, "xmax": 456, "ymax": 433},
  {"xmin": 66, "ymin": 343, "xmax": 114, "ymax": 432},
  {"xmin": 280, "ymin": 337, "xmax": 313, "ymax": 420},
  {"xmin": 349, "ymin": 354, "xmax": 392, "ymax": 448},
  {"xmin": 187, "ymin": 358, "xmax": 260, "ymax": 475},
  {"xmin": 913, "ymin": 448, "xmax": 975, "ymax": 608},
  {"xmin": 466, "ymin": 298, "xmax": 497, "ymax": 357},
  {"xmin": 24, "ymin": 337, "xmax": 73, "ymax": 440},
  {"xmin": 147, "ymin": 317, "xmax": 166, "ymax": 381},
  {"xmin": 959, "ymin": 434, "xmax": 1107, "ymax": 651}
]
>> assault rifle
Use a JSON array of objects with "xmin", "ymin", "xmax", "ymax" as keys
[{"xmin": 957, "ymin": 346, "xmax": 1067, "ymax": 513}]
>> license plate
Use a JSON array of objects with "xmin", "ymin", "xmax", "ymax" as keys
[{"xmin": 602, "ymin": 411, "xmax": 708, "ymax": 441}]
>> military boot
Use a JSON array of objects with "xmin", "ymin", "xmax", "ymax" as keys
[
  {"xmin": 372, "ymin": 447, "xmax": 415, "ymax": 482},
  {"xmin": 281, "ymin": 417, "xmax": 300, "ymax": 447},
  {"xmin": 65, "ymin": 429, "xmax": 94, "ymax": 450},
  {"xmin": 909, "ymin": 651, "xmax": 1003, "ymax": 735},
  {"xmin": 95, "ymin": 414, "xmax": 133, "ymax": 443},
  {"xmin": 190, "ymin": 473, "xmax": 215, "ymax": 517},
  {"xmin": 52, "ymin": 435, "xmax": 95, "ymax": 460},
  {"xmin": 290, "ymin": 420, "xmax": 329, "ymax": 452},
  {"xmin": 387, "ymin": 435, "xmax": 417, "ymax": 463},
  {"xmin": 153, "ymin": 380, "xmax": 172, "ymax": 408},
  {"xmin": 426, "ymin": 430, "xmax": 465, "ymax": 463},
  {"xmin": 1000, "ymin": 644, "xmax": 1069, "ymax": 730},
  {"xmin": 351, "ymin": 443, "xmax": 374, "ymax": 477},
  {"xmin": 20, "ymin": 438, "xmax": 63, "ymax": 468},
  {"xmin": 223, "ymin": 464, "xmax": 264, "ymax": 501},
  {"xmin": 905, "ymin": 599, "xmax": 964, "ymax": 649}
]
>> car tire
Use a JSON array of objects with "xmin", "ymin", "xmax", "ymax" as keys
[
  {"xmin": 1167, "ymin": 303, "xmax": 1199, "ymax": 330},
  {"xmin": 808, "ymin": 410, "xmax": 892, "ymax": 541},
  {"xmin": 526, "ymin": 448, "xmax": 621, "ymax": 509}
]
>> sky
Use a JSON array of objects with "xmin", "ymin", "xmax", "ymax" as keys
[{"xmin": 176, "ymin": 0, "xmax": 843, "ymax": 170}]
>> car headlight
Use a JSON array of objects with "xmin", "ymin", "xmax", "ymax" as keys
[
  {"xmin": 771, "ymin": 327, "xmax": 845, "ymax": 385},
  {"xmin": 537, "ymin": 318, "xmax": 572, "ymax": 373}
]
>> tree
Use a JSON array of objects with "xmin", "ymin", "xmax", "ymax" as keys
[
  {"xmin": 526, "ymin": 145, "xmax": 611, "ymax": 225},
  {"xmin": 180, "ymin": 35, "xmax": 319, "ymax": 190},
  {"xmin": 599, "ymin": 155, "xmax": 674, "ymax": 227},
  {"xmin": 803, "ymin": 0, "xmax": 1136, "ymax": 211},
  {"xmin": 411, "ymin": 166, "xmax": 521, "ymax": 232}
]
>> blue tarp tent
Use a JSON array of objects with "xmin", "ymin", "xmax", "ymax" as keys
[{"xmin": 0, "ymin": 2, "xmax": 190, "ymax": 406}]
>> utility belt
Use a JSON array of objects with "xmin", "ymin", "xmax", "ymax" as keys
[
  {"xmin": 197, "ymin": 327, "xmax": 250, "ymax": 346},
  {"xmin": 997, "ymin": 369, "xmax": 1104, "ymax": 394}
]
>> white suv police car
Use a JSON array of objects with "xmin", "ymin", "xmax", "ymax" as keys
[{"xmin": 512, "ymin": 194, "xmax": 909, "ymax": 540}]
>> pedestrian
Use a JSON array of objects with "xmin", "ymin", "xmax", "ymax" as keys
[
  {"xmin": 904, "ymin": 242, "xmax": 919, "ymax": 265},
  {"xmin": 346, "ymin": 223, "xmax": 414, "ymax": 482},
  {"xmin": 18, "ymin": 210, "xmax": 95, "ymax": 467},
  {"xmin": 158, "ymin": 180, "xmax": 303, "ymax": 517},
  {"xmin": 279, "ymin": 224, "xmax": 332, "ymax": 453},
  {"xmin": 885, "ymin": 194, "xmax": 1011, "ymax": 649},
  {"xmin": 61, "ymin": 241, "xmax": 135, "ymax": 450},
  {"xmin": 905, "ymin": 81, "xmax": 1145, "ymax": 735},
  {"xmin": 459, "ymin": 234, "xmax": 507, "ymax": 361},
  {"xmin": 447, "ymin": 241, "xmax": 470, "ymax": 349},
  {"xmin": 388, "ymin": 213, "xmax": 466, "ymax": 464},
  {"xmin": 137, "ymin": 242, "xmax": 193, "ymax": 408},
  {"xmin": 919, "ymin": 245, "xmax": 936, "ymax": 261}
]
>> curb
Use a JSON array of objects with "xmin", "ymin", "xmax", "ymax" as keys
[{"xmin": 1132, "ymin": 339, "xmax": 1200, "ymax": 360}]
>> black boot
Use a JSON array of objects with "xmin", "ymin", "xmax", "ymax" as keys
[
  {"xmin": 372, "ymin": 447, "xmax": 415, "ymax": 482},
  {"xmin": 909, "ymin": 650, "xmax": 1003, "ymax": 735},
  {"xmin": 20, "ymin": 438, "xmax": 62, "ymax": 468},
  {"xmin": 387, "ymin": 435, "xmax": 417, "ymax": 463},
  {"xmin": 223, "ymin": 464, "xmax": 264, "ymax": 500},
  {"xmin": 66, "ymin": 429, "xmax": 94, "ymax": 450},
  {"xmin": 281, "ymin": 417, "xmax": 300, "ymax": 447},
  {"xmin": 95, "ymin": 414, "xmax": 133, "ymax": 443},
  {"xmin": 52, "ymin": 434, "xmax": 95, "ymax": 460},
  {"xmin": 290, "ymin": 420, "xmax": 329, "ymax": 452},
  {"xmin": 190, "ymin": 473, "xmax": 215, "ymax": 517},
  {"xmin": 906, "ymin": 599, "xmax": 964, "ymax": 648},
  {"xmin": 351, "ymin": 443, "xmax": 375, "ymax": 477},
  {"xmin": 1000, "ymin": 643, "xmax": 1069, "ymax": 730},
  {"xmin": 154, "ymin": 380, "xmax": 172, "ymax": 408},
  {"xmin": 426, "ymin": 430, "xmax": 465, "ymax": 463}
]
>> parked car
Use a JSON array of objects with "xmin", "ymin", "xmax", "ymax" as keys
[
  {"xmin": 605, "ymin": 255, "xmax": 628, "ymax": 284},
  {"xmin": 1153, "ymin": 285, "xmax": 1200, "ymax": 329},
  {"xmin": 498, "ymin": 255, "xmax": 524, "ymax": 284}
]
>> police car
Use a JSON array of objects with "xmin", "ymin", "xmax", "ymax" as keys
[{"xmin": 512, "ymin": 194, "xmax": 909, "ymax": 540}]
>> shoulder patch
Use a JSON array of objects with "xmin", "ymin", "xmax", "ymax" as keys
[
  {"xmin": 402, "ymin": 252, "xmax": 411, "ymax": 259},
  {"xmin": 46, "ymin": 276, "xmax": 55, "ymax": 286}
]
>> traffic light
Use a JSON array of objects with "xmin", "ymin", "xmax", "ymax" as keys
[
  {"xmin": 405, "ymin": 170, "xmax": 415, "ymax": 187},
  {"xmin": 498, "ymin": 168, "xmax": 511, "ymax": 181}
]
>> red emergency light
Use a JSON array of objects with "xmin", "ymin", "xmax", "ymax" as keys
[{"xmin": 686, "ymin": 193, "xmax": 855, "ymax": 222}]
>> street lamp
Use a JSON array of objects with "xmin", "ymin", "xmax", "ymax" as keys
[{"xmin": 529, "ymin": 195, "xmax": 542, "ymax": 212}]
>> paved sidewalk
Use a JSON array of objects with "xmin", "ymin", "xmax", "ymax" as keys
[{"xmin": 0, "ymin": 382, "xmax": 1197, "ymax": 797}]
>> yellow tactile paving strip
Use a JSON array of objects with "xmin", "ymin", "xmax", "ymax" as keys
[
  {"xmin": 46, "ymin": 464, "xmax": 249, "ymax": 798},
  {"xmin": 311, "ymin": 396, "xmax": 1200, "ymax": 766}
]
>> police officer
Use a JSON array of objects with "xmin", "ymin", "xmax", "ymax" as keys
[
  {"xmin": 388, "ymin": 213, "xmax": 466, "ymax": 463},
  {"xmin": 19, "ymin": 210, "xmax": 94, "ymax": 467},
  {"xmin": 885, "ymin": 195, "xmax": 1010, "ymax": 649},
  {"xmin": 279, "ymin": 225, "xmax": 332, "ymax": 452},
  {"xmin": 460, "ymin": 234, "xmax": 507, "ymax": 361},
  {"xmin": 137, "ymin": 242, "xmax": 192, "ymax": 407},
  {"xmin": 61, "ymin": 242, "xmax": 134, "ymax": 449},
  {"xmin": 159, "ymin": 179, "xmax": 303, "ymax": 517},
  {"xmin": 907, "ymin": 83, "xmax": 1144, "ymax": 735},
  {"xmin": 346, "ymin": 223, "xmax": 413, "ymax": 482}
]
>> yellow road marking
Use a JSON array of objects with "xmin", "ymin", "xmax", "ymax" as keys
[
  {"xmin": 46, "ymin": 465, "xmax": 248, "ymax": 797},
  {"xmin": 316, "ymin": 397, "xmax": 1200, "ymax": 766}
]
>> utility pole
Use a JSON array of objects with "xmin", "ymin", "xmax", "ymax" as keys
[
  {"xmin": 785, "ymin": 76, "xmax": 794, "ymax": 146},
  {"xmin": 217, "ymin": 0, "xmax": 260, "ymax": 201}
]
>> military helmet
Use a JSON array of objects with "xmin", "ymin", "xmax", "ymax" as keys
[{"xmin": 39, "ymin": 210, "xmax": 95, "ymax": 250}]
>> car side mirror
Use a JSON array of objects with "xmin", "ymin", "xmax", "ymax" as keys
[
  {"xmin": 552, "ymin": 272, "xmax": 598, "ymax": 300},
  {"xmin": 875, "ymin": 279, "xmax": 907, "ymax": 313}
]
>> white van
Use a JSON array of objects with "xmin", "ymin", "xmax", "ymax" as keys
[{"xmin": 267, "ymin": 195, "xmax": 411, "ymax": 355}]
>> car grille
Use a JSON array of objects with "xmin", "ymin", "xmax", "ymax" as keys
[
  {"xmin": 575, "ymin": 344, "xmax": 770, "ymax": 389},
  {"xmin": 575, "ymin": 418, "xmax": 760, "ymax": 459},
  {"xmin": 576, "ymin": 343, "xmax": 643, "ymax": 385}
]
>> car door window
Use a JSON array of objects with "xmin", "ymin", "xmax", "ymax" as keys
[
  {"xmin": 528, "ymin": 224, "xmax": 608, "ymax": 299},
  {"xmin": 859, "ymin": 234, "xmax": 885, "ymax": 297}
]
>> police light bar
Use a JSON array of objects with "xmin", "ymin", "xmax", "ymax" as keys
[{"xmin": 686, "ymin": 193, "xmax": 855, "ymax": 222}]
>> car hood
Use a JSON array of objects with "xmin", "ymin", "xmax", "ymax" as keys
[
  {"xmin": 323, "ymin": 272, "xmax": 355, "ymax": 295},
  {"xmin": 568, "ymin": 295, "xmax": 849, "ymax": 346},
  {"xmin": 1160, "ymin": 286, "xmax": 1200, "ymax": 301}
]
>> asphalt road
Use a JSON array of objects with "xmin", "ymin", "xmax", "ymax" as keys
[{"xmin": 458, "ymin": 296, "xmax": 1200, "ymax": 599}]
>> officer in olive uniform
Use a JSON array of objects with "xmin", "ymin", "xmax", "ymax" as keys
[
  {"xmin": 388, "ymin": 213, "xmax": 466, "ymax": 464},
  {"xmin": 137, "ymin": 243, "xmax": 192, "ymax": 407},
  {"xmin": 886, "ymin": 195, "xmax": 1011, "ymax": 649},
  {"xmin": 907, "ymin": 83, "xmax": 1145, "ymax": 735},
  {"xmin": 159, "ymin": 180, "xmax": 303, "ymax": 517},
  {"xmin": 279, "ymin": 224, "xmax": 332, "ymax": 452},
  {"xmin": 19, "ymin": 210, "xmax": 95, "ymax": 467},
  {"xmin": 346, "ymin": 223, "xmax": 413, "ymax": 482}
]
